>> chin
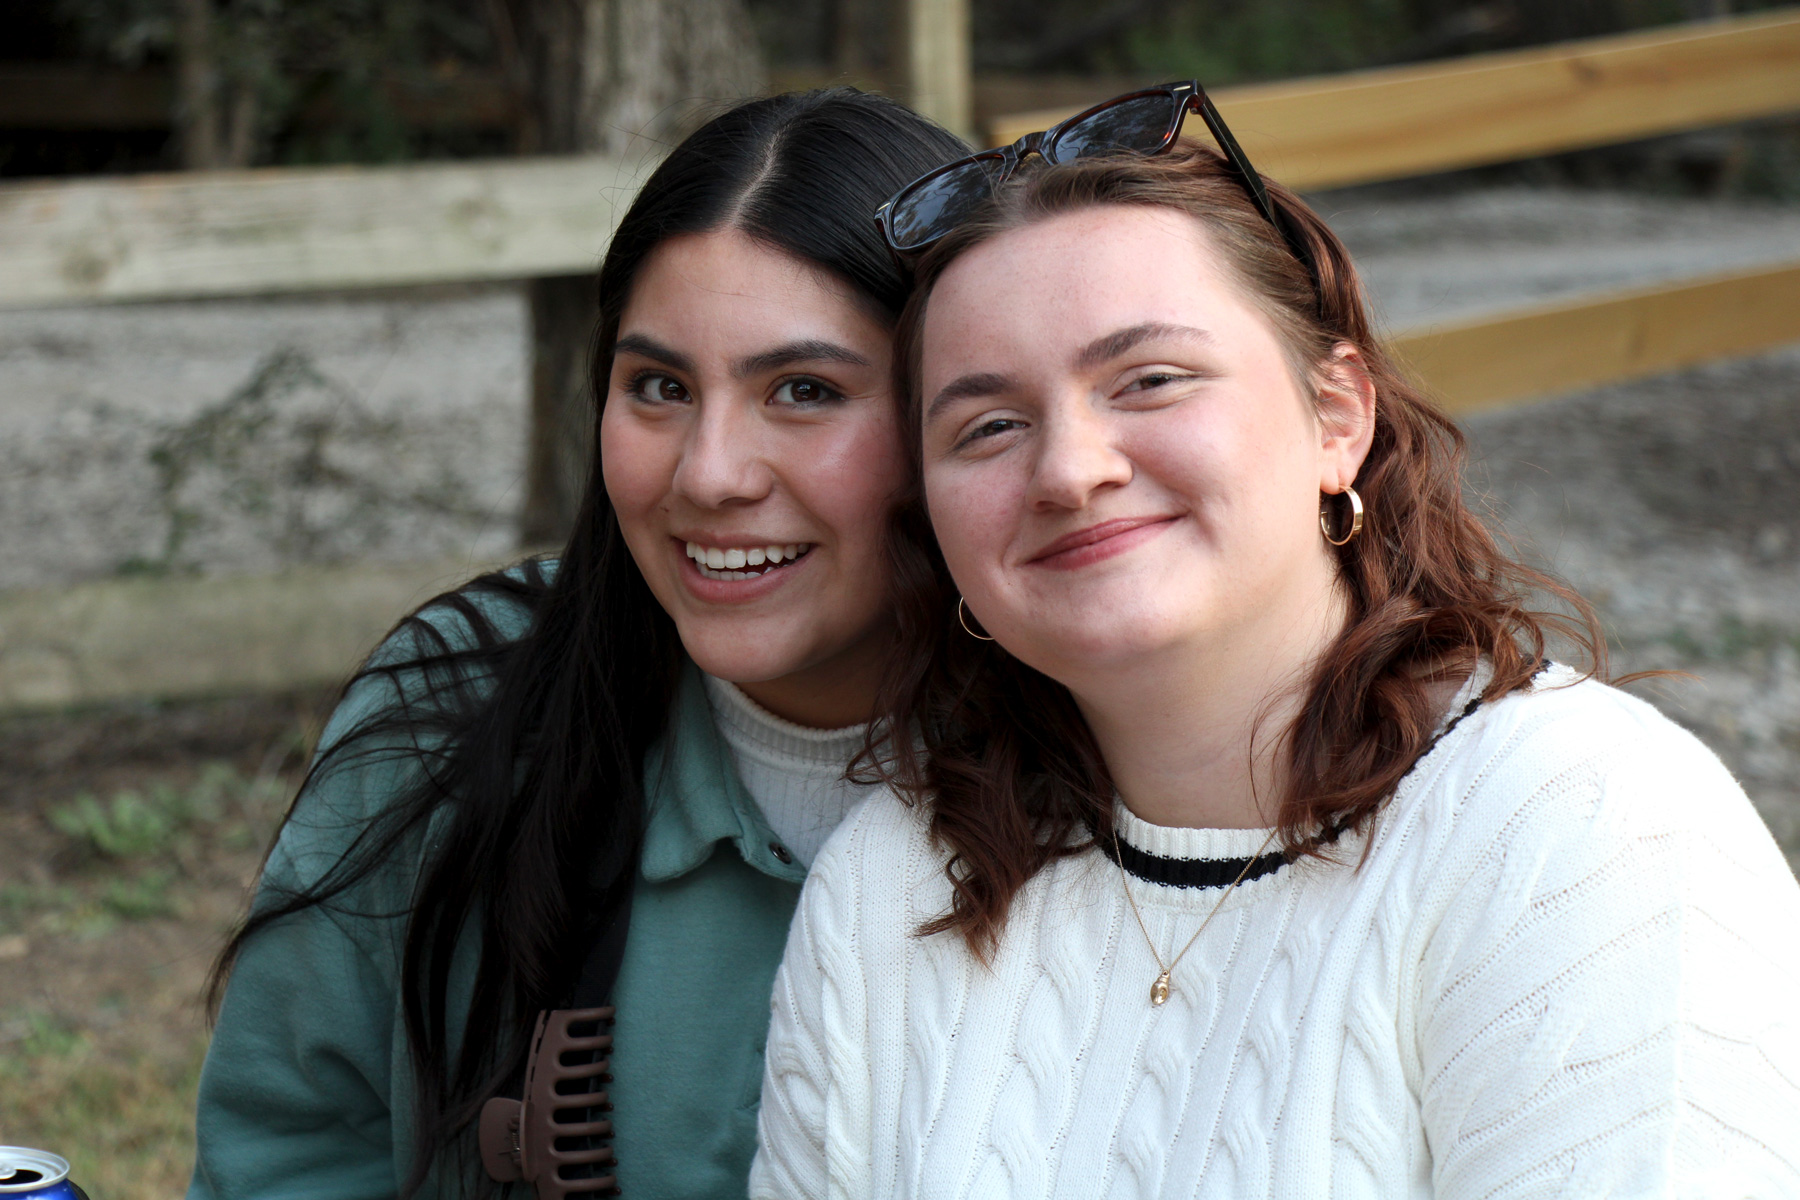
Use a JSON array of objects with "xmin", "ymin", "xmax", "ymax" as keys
[
  {"xmin": 678, "ymin": 625, "xmax": 812, "ymax": 685},
  {"xmin": 1005, "ymin": 615, "xmax": 1186, "ymax": 680}
]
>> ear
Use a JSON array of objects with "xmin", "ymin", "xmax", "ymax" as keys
[{"xmin": 1314, "ymin": 342, "xmax": 1376, "ymax": 493}]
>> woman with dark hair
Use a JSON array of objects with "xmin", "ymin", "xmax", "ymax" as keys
[
  {"xmin": 189, "ymin": 88, "xmax": 965, "ymax": 1200},
  {"xmin": 754, "ymin": 95, "xmax": 1800, "ymax": 1196}
]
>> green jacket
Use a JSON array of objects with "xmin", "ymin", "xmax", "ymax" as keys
[{"xmin": 189, "ymin": 584, "xmax": 807, "ymax": 1200}]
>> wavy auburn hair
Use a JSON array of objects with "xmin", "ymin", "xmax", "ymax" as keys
[{"xmin": 873, "ymin": 145, "xmax": 1612, "ymax": 958}]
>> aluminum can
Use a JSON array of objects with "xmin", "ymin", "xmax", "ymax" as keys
[{"xmin": 0, "ymin": 1148, "xmax": 88, "ymax": 1200}]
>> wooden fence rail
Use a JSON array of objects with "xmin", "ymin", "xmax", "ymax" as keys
[
  {"xmin": 1394, "ymin": 261, "xmax": 1800, "ymax": 414},
  {"xmin": 0, "ymin": 155, "xmax": 640, "ymax": 308},
  {"xmin": 991, "ymin": 8, "xmax": 1800, "ymax": 192}
]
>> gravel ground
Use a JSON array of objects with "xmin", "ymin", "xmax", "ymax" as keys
[{"xmin": 0, "ymin": 185, "xmax": 1795, "ymax": 864}]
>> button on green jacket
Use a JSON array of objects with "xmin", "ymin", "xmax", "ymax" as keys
[{"xmin": 189, "ymin": 584, "xmax": 808, "ymax": 1200}]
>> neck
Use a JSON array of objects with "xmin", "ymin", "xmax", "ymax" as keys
[
  {"xmin": 1070, "ymin": 575, "xmax": 1347, "ymax": 830},
  {"xmin": 733, "ymin": 626, "xmax": 889, "ymax": 730}
]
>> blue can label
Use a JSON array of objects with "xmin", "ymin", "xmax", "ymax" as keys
[{"xmin": 0, "ymin": 1148, "xmax": 84, "ymax": 1200}]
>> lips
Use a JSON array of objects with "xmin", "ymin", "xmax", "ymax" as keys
[{"xmin": 1029, "ymin": 514, "xmax": 1180, "ymax": 564}]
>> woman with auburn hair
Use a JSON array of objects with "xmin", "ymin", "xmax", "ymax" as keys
[{"xmin": 753, "ymin": 87, "xmax": 1800, "ymax": 1197}]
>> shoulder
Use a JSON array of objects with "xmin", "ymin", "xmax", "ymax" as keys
[
  {"xmin": 356, "ymin": 556, "xmax": 551, "ymax": 679},
  {"xmin": 797, "ymin": 793, "xmax": 945, "ymax": 935},
  {"xmin": 1391, "ymin": 663, "xmax": 1797, "ymax": 924},
  {"xmin": 266, "ymin": 558, "xmax": 555, "ymax": 897},
  {"xmin": 1418, "ymin": 665, "xmax": 1741, "ymax": 831}
]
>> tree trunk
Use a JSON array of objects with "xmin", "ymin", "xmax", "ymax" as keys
[
  {"xmin": 514, "ymin": 0, "xmax": 765, "ymax": 545},
  {"xmin": 175, "ymin": 0, "xmax": 222, "ymax": 169},
  {"xmin": 175, "ymin": 0, "xmax": 260, "ymax": 170}
]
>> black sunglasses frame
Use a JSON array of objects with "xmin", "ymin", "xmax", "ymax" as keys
[{"xmin": 875, "ymin": 81, "xmax": 1319, "ymax": 293}]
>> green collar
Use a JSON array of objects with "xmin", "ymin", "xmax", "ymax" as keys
[{"xmin": 638, "ymin": 662, "xmax": 809, "ymax": 886}]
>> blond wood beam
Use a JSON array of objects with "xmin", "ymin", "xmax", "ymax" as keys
[
  {"xmin": 0, "ymin": 557, "xmax": 518, "ymax": 711},
  {"xmin": 988, "ymin": 9, "xmax": 1800, "ymax": 190},
  {"xmin": 0, "ymin": 155, "xmax": 637, "ymax": 309},
  {"xmin": 1393, "ymin": 261, "xmax": 1800, "ymax": 416},
  {"xmin": 901, "ymin": 0, "xmax": 973, "ymax": 143}
]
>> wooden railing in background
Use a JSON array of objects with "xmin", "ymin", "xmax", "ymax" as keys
[
  {"xmin": 1395, "ymin": 261, "xmax": 1800, "ymax": 414},
  {"xmin": 3, "ymin": 9, "xmax": 1799, "ymax": 709},
  {"xmin": 990, "ymin": 8, "xmax": 1800, "ymax": 191},
  {"xmin": 0, "ymin": 154, "xmax": 640, "ymax": 307}
]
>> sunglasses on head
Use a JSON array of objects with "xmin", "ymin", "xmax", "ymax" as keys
[{"xmin": 875, "ymin": 80, "xmax": 1319, "ymax": 291}]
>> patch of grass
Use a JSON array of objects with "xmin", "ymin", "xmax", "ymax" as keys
[
  {"xmin": 0, "ymin": 1009, "xmax": 205, "ymax": 1200},
  {"xmin": 100, "ymin": 869, "xmax": 181, "ymax": 920},
  {"xmin": 0, "ymin": 882, "xmax": 80, "ymax": 933},
  {"xmin": 47, "ymin": 763, "xmax": 258, "ymax": 862},
  {"xmin": 50, "ymin": 789, "xmax": 191, "ymax": 860}
]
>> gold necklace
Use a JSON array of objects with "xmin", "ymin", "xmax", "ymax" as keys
[{"xmin": 1116, "ymin": 824, "xmax": 1281, "ymax": 1007}]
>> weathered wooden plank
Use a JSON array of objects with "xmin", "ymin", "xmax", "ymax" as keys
[
  {"xmin": 1393, "ymin": 261, "xmax": 1800, "ymax": 415},
  {"xmin": 989, "ymin": 9, "xmax": 1800, "ymax": 191},
  {"xmin": 0, "ymin": 557, "xmax": 515, "ymax": 711},
  {"xmin": 0, "ymin": 154, "xmax": 641, "ymax": 308}
]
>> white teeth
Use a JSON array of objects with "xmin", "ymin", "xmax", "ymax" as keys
[{"xmin": 685, "ymin": 540, "xmax": 813, "ymax": 580}]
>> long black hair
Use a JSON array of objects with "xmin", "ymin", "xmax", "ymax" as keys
[{"xmin": 207, "ymin": 88, "xmax": 966, "ymax": 1197}]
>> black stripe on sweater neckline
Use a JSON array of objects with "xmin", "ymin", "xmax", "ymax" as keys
[
  {"xmin": 1093, "ymin": 690, "xmax": 1488, "ymax": 890},
  {"xmin": 1093, "ymin": 832, "xmax": 1291, "ymax": 890}
]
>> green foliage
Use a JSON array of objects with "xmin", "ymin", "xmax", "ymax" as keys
[
  {"xmin": 101, "ymin": 869, "xmax": 181, "ymax": 919},
  {"xmin": 50, "ymin": 790, "xmax": 186, "ymax": 860},
  {"xmin": 47, "ymin": 765, "xmax": 249, "ymax": 861}
]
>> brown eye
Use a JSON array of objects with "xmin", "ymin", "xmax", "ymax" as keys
[
  {"xmin": 630, "ymin": 373, "xmax": 689, "ymax": 403},
  {"xmin": 773, "ymin": 378, "xmax": 844, "ymax": 407}
]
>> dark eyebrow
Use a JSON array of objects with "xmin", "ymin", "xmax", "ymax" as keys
[
  {"xmin": 734, "ymin": 339, "xmax": 872, "ymax": 378},
  {"xmin": 1076, "ymin": 322, "xmax": 1215, "ymax": 369},
  {"xmin": 613, "ymin": 333, "xmax": 695, "ymax": 374},
  {"xmin": 925, "ymin": 371, "xmax": 1018, "ymax": 423}
]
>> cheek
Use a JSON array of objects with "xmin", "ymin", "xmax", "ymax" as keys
[
  {"xmin": 598, "ymin": 404, "xmax": 672, "ymax": 523},
  {"xmin": 790, "ymin": 412, "xmax": 906, "ymax": 558},
  {"xmin": 923, "ymin": 467, "xmax": 1013, "ymax": 593}
]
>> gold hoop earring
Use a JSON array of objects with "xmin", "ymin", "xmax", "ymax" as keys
[
  {"xmin": 1320, "ymin": 485, "xmax": 1364, "ymax": 546},
  {"xmin": 957, "ymin": 597, "xmax": 995, "ymax": 641}
]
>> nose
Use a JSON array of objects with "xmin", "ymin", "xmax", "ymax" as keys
[
  {"xmin": 669, "ymin": 391, "xmax": 775, "ymax": 509},
  {"xmin": 1027, "ymin": 394, "xmax": 1133, "ymax": 511}
]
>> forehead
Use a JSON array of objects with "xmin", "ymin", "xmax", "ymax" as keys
[
  {"xmin": 625, "ymin": 229, "xmax": 883, "ymax": 341},
  {"xmin": 919, "ymin": 205, "xmax": 1255, "ymax": 372}
]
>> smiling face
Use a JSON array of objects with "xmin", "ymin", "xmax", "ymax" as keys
[
  {"xmin": 599, "ymin": 229, "xmax": 904, "ymax": 726},
  {"xmin": 917, "ymin": 204, "xmax": 1372, "ymax": 689}
]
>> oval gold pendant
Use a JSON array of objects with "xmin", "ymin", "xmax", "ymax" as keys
[{"xmin": 1150, "ymin": 971, "xmax": 1171, "ymax": 1007}]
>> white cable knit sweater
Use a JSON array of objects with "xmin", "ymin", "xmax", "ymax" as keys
[{"xmin": 751, "ymin": 668, "xmax": 1800, "ymax": 1198}]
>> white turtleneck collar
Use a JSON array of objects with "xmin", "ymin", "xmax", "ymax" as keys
[{"xmin": 701, "ymin": 673, "xmax": 888, "ymax": 869}]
